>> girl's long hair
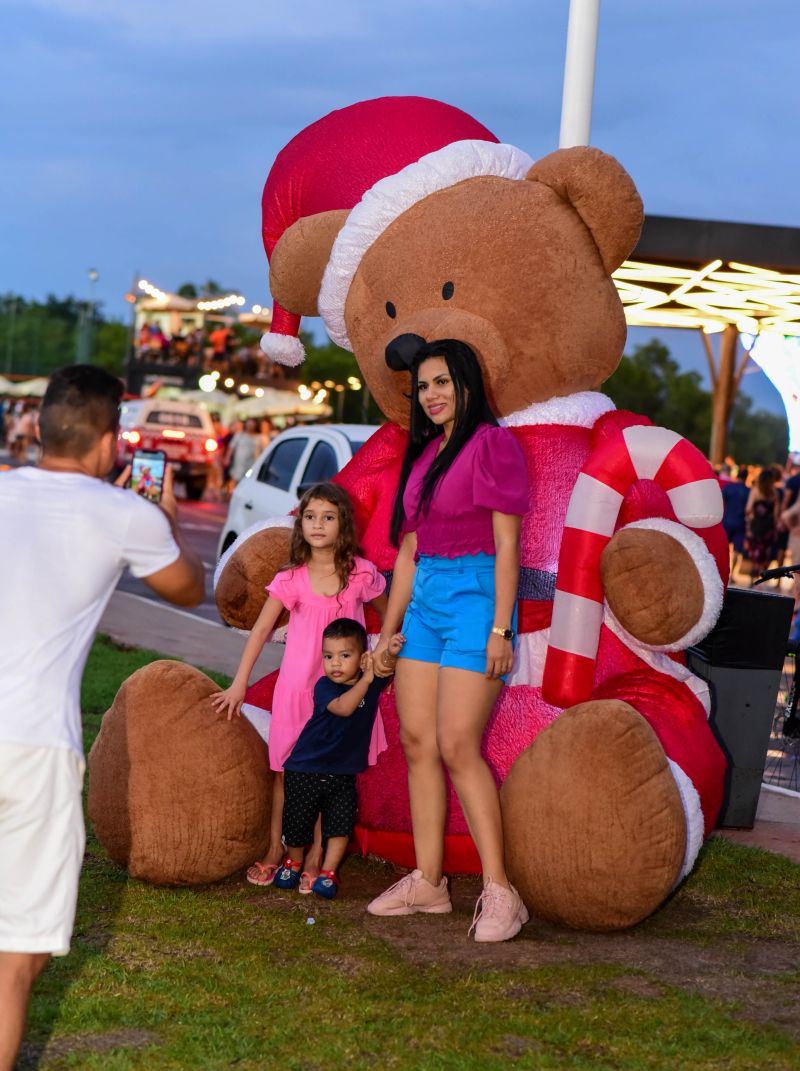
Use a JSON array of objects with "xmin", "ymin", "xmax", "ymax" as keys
[
  {"xmin": 390, "ymin": 339, "xmax": 497, "ymax": 546},
  {"xmin": 284, "ymin": 482, "xmax": 359, "ymax": 593}
]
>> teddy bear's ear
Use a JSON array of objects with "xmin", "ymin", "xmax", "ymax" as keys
[
  {"xmin": 526, "ymin": 147, "xmax": 643, "ymax": 274},
  {"xmin": 269, "ymin": 209, "xmax": 350, "ymax": 316}
]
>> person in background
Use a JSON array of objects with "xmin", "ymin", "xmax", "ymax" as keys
[
  {"xmin": 745, "ymin": 467, "xmax": 780, "ymax": 583},
  {"xmin": 722, "ymin": 465, "xmax": 750, "ymax": 578},
  {"xmin": 259, "ymin": 418, "xmax": 275, "ymax": 452},
  {"xmin": 225, "ymin": 417, "xmax": 262, "ymax": 491},
  {"xmin": 0, "ymin": 366, "xmax": 204, "ymax": 1071}
]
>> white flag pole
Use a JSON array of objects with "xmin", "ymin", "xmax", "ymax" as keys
[{"xmin": 559, "ymin": 0, "xmax": 601, "ymax": 148}]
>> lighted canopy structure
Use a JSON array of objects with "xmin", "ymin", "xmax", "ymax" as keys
[{"xmin": 611, "ymin": 216, "xmax": 800, "ymax": 464}]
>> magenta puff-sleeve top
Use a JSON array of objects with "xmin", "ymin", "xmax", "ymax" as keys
[{"xmin": 402, "ymin": 423, "xmax": 529, "ymax": 558}]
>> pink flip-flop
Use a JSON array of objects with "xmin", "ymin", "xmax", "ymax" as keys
[
  {"xmin": 246, "ymin": 861, "xmax": 279, "ymax": 887},
  {"xmin": 298, "ymin": 871, "xmax": 316, "ymax": 895}
]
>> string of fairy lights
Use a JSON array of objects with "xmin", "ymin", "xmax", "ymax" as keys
[{"xmin": 136, "ymin": 278, "xmax": 365, "ymax": 406}]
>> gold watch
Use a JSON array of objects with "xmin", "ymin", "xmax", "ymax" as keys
[{"xmin": 491, "ymin": 626, "xmax": 514, "ymax": 641}]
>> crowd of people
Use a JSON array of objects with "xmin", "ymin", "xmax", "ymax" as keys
[
  {"xmin": 0, "ymin": 398, "xmax": 40, "ymax": 462},
  {"xmin": 719, "ymin": 457, "xmax": 800, "ymax": 583},
  {"xmin": 135, "ymin": 321, "xmax": 292, "ymax": 384}
]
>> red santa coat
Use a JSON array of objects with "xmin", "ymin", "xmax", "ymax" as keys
[{"xmin": 243, "ymin": 392, "xmax": 728, "ymax": 878}]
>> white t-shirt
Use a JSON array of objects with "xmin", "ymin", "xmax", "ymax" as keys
[{"xmin": 0, "ymin": 467, "xmax": 180, "ymax": 757}]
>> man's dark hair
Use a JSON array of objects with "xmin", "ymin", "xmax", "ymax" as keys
[
  {"xmin": 322, "ymin": 617, "xmax": 367, "ymax": 653},
  {"xmin": 39, "ymin": 365, "xmax": 123, "ymax": 457}
]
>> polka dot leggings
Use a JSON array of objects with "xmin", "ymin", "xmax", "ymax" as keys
[{"xmin": 282, "ymin": 771, "xmax": 358, "ymax": 847}]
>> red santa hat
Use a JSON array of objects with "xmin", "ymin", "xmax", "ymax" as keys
[{"xmin": 260, "ymin": 96, "xmax": 513, "ymax": 366}]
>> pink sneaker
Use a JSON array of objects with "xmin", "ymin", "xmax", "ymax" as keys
[
  {"xmin": 469, "ymin": 881, "xmax": 529, "ymax": 942},
  {"xmin": 367, "ymin": 869, "xmax": 452, "ymax": 916}
]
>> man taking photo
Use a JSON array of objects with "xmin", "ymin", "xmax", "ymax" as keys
[{"xmin": 0, "ymin": 365, "xmax": 205, "ymax": 1070}]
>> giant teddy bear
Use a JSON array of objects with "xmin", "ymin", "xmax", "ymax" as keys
[{"xmin": 90, "ymin": 97, "xmax": 728, "ymax": 930}]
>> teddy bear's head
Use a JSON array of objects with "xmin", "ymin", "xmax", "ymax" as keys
[{"xmin": 269, "ymin": 144, "xmax": 643, "ymax": 425}]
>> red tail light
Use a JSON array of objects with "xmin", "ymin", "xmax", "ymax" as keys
[
  {"xmin": 126, "ymin": 430, "xmax": 141, "ymax": 446},
  {"xmin": 205, "ymin": 438, "xmax": 218, "ymax": 453}
]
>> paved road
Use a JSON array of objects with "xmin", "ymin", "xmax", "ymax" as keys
[{"xmin": 115, "ymin": 499, "xmax": 227, "ymax": 624}]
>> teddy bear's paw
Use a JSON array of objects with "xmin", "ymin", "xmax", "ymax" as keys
[
  {"xmin": 601, "ymin": 527, "xmax": 705, "ymax": 647},
  {"xmin": 215, "ymin": 524, "xmax": 292, "ymax": 630},
  {"xmin": 88, "ymin": 660, "xmax": 272, "ymax": 885},
  {"xmin": 501, "ymin": 698, "xmax": 686, "ymax": 930}
]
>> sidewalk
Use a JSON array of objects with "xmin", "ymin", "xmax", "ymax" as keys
[
  {"xmin": 96, "ymin": 590, "xmax": 800, "ymax": 868},
  {"xmin": 98, "ymin": 589, "xmax": 282, "ymax": 680}
]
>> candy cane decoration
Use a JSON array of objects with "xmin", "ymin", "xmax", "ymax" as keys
[{"xmin": 541, "ymin": 425, "xmax": 724, "ymax": 709}]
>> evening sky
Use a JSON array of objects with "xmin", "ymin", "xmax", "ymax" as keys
[{"xmin": 1, "ymin": 0, "xmax": 797, "ymax": 413}]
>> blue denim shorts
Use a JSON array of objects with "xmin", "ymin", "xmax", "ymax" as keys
[{"xmin": 399, "ymin": 552, "xmax": 517, "ymax": 677}]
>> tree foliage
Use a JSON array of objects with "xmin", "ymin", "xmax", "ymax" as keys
[
  {"xmin": 603, "ymin": 339, "xmax": 788, "ymax": 464},
  {"xmin": 0, "ymin": 293, "xmax": 130, "ymax": 376}
]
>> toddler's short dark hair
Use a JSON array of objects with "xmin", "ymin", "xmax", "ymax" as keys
[{"xmin": 322, "ymin": 617, "xmax": 367, "ymax": 653}]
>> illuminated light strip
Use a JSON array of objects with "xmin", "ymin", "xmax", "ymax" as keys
[
  {"xmin": 614, "ymin": 258, "xmax": 800, "ymax": 334},
  {"xmin": 668, "ymin": 259, "xmax": 722, "ymax": 302}
]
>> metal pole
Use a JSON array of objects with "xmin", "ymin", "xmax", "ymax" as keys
[{"xmin": 559, "ymin": 0, "xmax": 601, "ymax": 148}]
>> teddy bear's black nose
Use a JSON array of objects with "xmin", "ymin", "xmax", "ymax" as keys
[{"xmin": 385, "ymin": 333, "xmax": 427, "ymax": 371}]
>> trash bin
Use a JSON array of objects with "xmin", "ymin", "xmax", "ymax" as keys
[{"xmin": 686, "ymin": 586, "xmax": 794, "ymax": 829}]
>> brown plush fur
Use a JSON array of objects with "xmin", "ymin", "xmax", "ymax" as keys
[
  {"xmin": 270, "ymin": 209, "xmax": 349, "ymax": 316},
  {"xmin": 501, "ymin": 700, "xmax": 686, "ymax": 930},
  {"xmin": 216, "ymin": 528, "xmax": 292, "ymax": 630},
  {"xmin": 344, "ymin": 162, "xmax": 640, "ymax": 425},
  {"xmin": 601, "ymin": 528, "xmax": 705, "ymax": 646},
  {"xmin": 88, "ymin": 661, "xmax": 272, "ymax": 885}
]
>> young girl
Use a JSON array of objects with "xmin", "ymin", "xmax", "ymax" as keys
[{"xmin": 212, "ymin": 482, "xmax": 387, "ymax": 889}]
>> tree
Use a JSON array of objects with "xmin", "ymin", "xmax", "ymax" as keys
[
  {"xmin": 0, "ymin": 292, "xmax": 129, "ymax": 375},
  {"xmin": 177, "ymin": 282, "xmax": 198, "ymax": 299},
  {"xmin": 603, "ymin": 338, "xmax": 788, "ymax": 464},
  {"xmin": 603, "ymin": 339, "xmax": 711, "ymax": 450},
  {"xmin": 298, "ymin": 332, "xmax": 383, "ymax": 423}
]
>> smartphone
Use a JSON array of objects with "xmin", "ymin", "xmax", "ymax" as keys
[{"xmin": 129, "ymin": 449, "xmax": 167, "ymax": 503}]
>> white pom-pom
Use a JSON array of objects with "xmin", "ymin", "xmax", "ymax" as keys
[{"xmin": 260, "ymin": 332, "xmax": 305, "ymax": 367}]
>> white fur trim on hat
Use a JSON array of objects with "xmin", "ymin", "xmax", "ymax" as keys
[
  {"xmin": 605, "ymin": 518, "xmax": 724, "ymax": 653},
  {"xmin": 318, "ymin": 139, "xmax": 534, "ymax": 350},
  {"xmin": 260, "ymin": 332, "xmax": 306, "ymax": 368}
]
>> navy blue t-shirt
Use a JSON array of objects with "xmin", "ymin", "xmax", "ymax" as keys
[{"xmin": 284, "ymin": 674, "xmax": 391, "ymax": 775}]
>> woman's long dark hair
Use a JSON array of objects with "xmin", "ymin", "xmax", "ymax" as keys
[{"xmin": 389, "ymin": 339, "xmax": 497, "ymax": 546}]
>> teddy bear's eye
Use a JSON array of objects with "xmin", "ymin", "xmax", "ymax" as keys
[
  {"xmin": 385, "ymin": 301, "xmax": 397, "ymax": 319},
  {"xmin": 442, "ymin": 281, "xmax": 455, "ymax": 300}
]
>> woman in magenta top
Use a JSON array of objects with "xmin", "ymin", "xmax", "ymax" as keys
[{"xmin": 370, "ymin": 339, "xmax": 530, "ymax": 943}]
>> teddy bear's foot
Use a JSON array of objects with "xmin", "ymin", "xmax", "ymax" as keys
[{"xmin": 500, "ymin": 699, "xmax": 686, "ymax": 931}]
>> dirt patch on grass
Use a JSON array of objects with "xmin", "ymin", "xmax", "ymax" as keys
[
  {"xmin": 17, "ymin": 1028, "xmax": 159, "ymax": 1069},
  {"xmin": 326, "ymin": 859, "xmax": 800, "ymax": 1041}
]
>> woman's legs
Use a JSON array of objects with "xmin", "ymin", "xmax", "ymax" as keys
[
  {"xmin": 395, "ymin": 657, "xmax": 447, "ymax": 884},
  {"xmin": 263, "ymin": 773, "xmax": 286, "ymax": 866},
  {"xmin": 436, "ymin": 667, "xmax": 506, "ymax": 885}
]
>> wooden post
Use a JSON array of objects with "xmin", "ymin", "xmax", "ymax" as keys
[{"xmin": 709, "ymin": 324, "xmax": 739, "ymax": 465}]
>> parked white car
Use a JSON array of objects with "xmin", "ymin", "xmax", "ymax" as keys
[{"xmin": 217, "ymin": 423, "xmax": 381, "ymax": 558}]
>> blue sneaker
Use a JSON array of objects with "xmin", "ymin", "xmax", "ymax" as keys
[
  {"xmin": 311, "ymin": 870, "xmax": 339, "ymax": 900},
  {"xmin": 272, "ymin": 858, "xmax": 301, "ymax": 890}
]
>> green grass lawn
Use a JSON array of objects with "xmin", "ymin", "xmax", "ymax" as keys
[{"xmin": 21, "ymin": 637, "xmax": 800, "ymax": 1070}]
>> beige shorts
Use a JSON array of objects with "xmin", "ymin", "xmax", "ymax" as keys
[{"xmin": 0, "ymin": 743, "xmax": 86, "ymax": 956}]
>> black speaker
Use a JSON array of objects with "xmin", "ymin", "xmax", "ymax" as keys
[{"xmin": 687, "ymin": 586, "xmax": 794, "ymax": 829}]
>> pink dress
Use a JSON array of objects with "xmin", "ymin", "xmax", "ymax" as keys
[{"xmin": 266, "ymin": 556, "xmax": 387, "ymax": 772}]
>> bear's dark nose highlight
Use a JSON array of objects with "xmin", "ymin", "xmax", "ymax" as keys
[{"xmin": 385, "ymin": 333, "xmax": 427, "ymax": 371}]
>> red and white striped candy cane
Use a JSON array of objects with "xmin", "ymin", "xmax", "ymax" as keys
[{"xmin": 541, "ymin": 425, "xmax": 723, "ymax": 709}]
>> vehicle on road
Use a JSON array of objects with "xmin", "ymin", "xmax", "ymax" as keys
[
  {"xmin": 217, "ymin": 423, "xmax": 380, "ymax": 558},
  {"xmin": 118, "ymin": 399, "xmax": 218, "ymax": 501}
]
